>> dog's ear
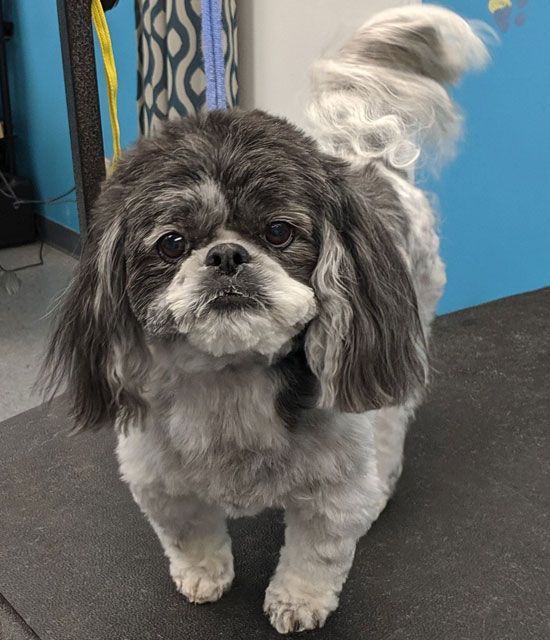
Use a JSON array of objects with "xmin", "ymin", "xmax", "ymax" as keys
[
  {"xmin": 42, "ymin": 182, "xmax": 150, "ymax": 431},
  {"xmin": 305, "ymin": 162, "xmax": 427, "ymax": 412}
]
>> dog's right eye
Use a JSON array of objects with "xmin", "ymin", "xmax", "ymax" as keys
[
  {"xmin": 264, "ymin": 221, "xmax": 294, "ymax": 248},
  {"xmin": 157, "ymin": 232, "xmax": 186, "ymax": 262}
]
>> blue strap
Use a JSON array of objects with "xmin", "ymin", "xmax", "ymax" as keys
[{"xmin": 201, "ymin": 0, "xmax": 226, "ymax": 110}]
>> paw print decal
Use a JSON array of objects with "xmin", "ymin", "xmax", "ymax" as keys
[{"xmin": 488, "ymin": 0, "xmax": 528, "ymax": 32}]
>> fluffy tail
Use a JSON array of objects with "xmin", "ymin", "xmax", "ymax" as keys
[{"xmin": 308, "ymin": 5, "xmax": 493, "ymax": 173}]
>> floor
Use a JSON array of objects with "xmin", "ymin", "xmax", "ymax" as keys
[
  {"xmin": 0, "ymin": 242, "xmax": 76, "ymax": 421},
  {"xmin": 1, "ymin": 288, "xmax": 548, "ymax": 640}
]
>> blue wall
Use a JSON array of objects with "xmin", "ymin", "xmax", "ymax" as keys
[
  {"xmin": 7, "ymin": 1, "xmax": 549, "ymax": 311},
  {"xmin": 431, "ymin": 0, "xmax": 550, "ymax": 312},
  {"xmin": 8, "ymin": 0, "xmax": 77, "ymax": 231},
  {"xmin": 8, "ymin": 0, "xmax": 138, "ymax": 233}
]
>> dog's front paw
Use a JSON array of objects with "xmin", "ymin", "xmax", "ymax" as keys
[
  {"xmin": 170, "ymin": 548, "xmax": 234, "ymax": 604},
  {"xmin": 264, "ymin": 580, "xmax": 338, "ymax": 634}
]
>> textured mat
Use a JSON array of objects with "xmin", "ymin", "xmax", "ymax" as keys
[{"xmin": 1, "ymin": 288, "xmax": 549, "ymax": 640}]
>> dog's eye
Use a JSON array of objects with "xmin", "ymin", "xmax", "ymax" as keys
[
  {"xmin": 264, "ymin": 221, "xmax": 294, "ymax": 248},
  {"xmin": 157, "ymin": 232, "xmax": 186, "ymax": 261}
]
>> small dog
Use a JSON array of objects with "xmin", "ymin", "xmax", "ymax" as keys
[{"xmin": 45, "ymin": 5, "xmax": 490, "ymax": 633}]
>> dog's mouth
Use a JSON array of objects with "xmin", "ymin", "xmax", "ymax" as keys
[{"xmin": 207, "ymin": 287, "xmax": 263, "ymax": 311}]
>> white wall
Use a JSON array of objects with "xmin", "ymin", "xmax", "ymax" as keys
[{"xmin": 237, "ymin": 0, "xmax": 418, "ymax": 131}]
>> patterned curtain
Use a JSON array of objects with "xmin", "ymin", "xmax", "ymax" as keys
[{"xmin": 135, "ymin": 0, "xmax": 238, "ymax": 135}]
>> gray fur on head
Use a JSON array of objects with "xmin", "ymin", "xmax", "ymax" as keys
[
  {"xmin": 42, "ymin": 5, "xmax": 489, "ymax": 633},
  {"xmin": 44, "ymin": 108, "xmax": 427, "ymax": 429}
]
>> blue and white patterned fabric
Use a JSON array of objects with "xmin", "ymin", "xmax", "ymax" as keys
[{"xmin": 135, "ymin": 0, "xmax": 238, "ymax": 135}]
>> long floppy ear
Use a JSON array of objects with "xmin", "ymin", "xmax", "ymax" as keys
[
  {"xmin": 42, "ymin": 183, "xmax": 150, "ymax": 431},
  {"xmin": 305, "ymin": 163, "xmax": 427, "ymax": 413}
]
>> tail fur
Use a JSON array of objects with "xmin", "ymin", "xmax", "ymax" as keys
[{"xmin": 308, "ymin": 5, "xmax": 493, "ymax": 173}]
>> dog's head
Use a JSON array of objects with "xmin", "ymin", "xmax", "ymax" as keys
[{"xmin": 46, "ymin": 110, "xmax": 425, "ymax": 430}]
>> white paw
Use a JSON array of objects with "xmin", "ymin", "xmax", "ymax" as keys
[
  {"xmin": 264, "ymin": 581, "xmax": 338, "ymax": 634},
  {"xmin": 170, "ymin": 550, "xmax": 234, "ymax": 604}
]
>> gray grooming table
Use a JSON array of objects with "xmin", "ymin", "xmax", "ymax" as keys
[{"xmin": 1, "ymin": 288, "xmax": 549, "ymax": 640}]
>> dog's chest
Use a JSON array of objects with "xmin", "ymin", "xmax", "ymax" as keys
[{"xmin": 163, "ymin": 366, "xmax": 292, "ymax": 509}]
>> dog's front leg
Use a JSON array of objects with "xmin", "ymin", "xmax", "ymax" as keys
[
  {"xmin": 264, "ymin": 487, "xmax": 378, "ymax": 634},
  {"xmin": 131, "ymin": 484, "xmax": 234, "ymax": 603}
]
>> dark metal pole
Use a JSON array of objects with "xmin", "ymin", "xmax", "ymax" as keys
[{"xmin": 56, "ymin": 0, "xmax": 106, "ymax": 239}]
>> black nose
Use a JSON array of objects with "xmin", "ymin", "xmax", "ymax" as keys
[{"xmin": 205, "ymin": 243, "xmax": 251, "ymax": 275}]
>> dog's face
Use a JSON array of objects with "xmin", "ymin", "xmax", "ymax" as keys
[
  {"xmin": 119, "ymin": 113, "xmax": 326, "ymax": 358},
  {"xmin": 46, "ymin": 110, "xmax": 426, "ymax": 430}
]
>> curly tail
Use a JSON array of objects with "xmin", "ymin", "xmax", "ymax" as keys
[{"xmin": 308, "ymin": 5, "xmax": 493, "ymax": 174}]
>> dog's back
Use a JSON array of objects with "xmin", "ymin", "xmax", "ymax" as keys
[
  {"xmin": 307, "ymin": 5, "xmax": 492, "ymax": 504},
  {"xmin": 308, "ymin": 5, "xmax": 491, "ymax": 328}
]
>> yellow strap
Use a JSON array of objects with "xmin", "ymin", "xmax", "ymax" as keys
[{"xmin": 91, "ymin": 0, "xmax": 121, "ymax": 167}]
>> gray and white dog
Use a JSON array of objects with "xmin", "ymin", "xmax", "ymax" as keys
[{"xmin": 45, "ymin": 6, "xmax": 490, "ymax": 633}]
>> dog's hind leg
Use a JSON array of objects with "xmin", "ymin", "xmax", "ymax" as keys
[{"xmin": 372, "ymin": 402, "xmax": 417, "ymax": 509}]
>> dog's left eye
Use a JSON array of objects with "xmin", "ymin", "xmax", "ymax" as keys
[
  {"xmin": 264, "ymin": 221, "xmax": 294, "ymax": 248},
  {"xmin": 157, "ymin": 232, "xmax": 186, "ymax": 261}
]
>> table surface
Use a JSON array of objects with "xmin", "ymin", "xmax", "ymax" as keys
[{"xmin": 1, "ymin": 288, "xmax": 549, "ymax": 640}]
